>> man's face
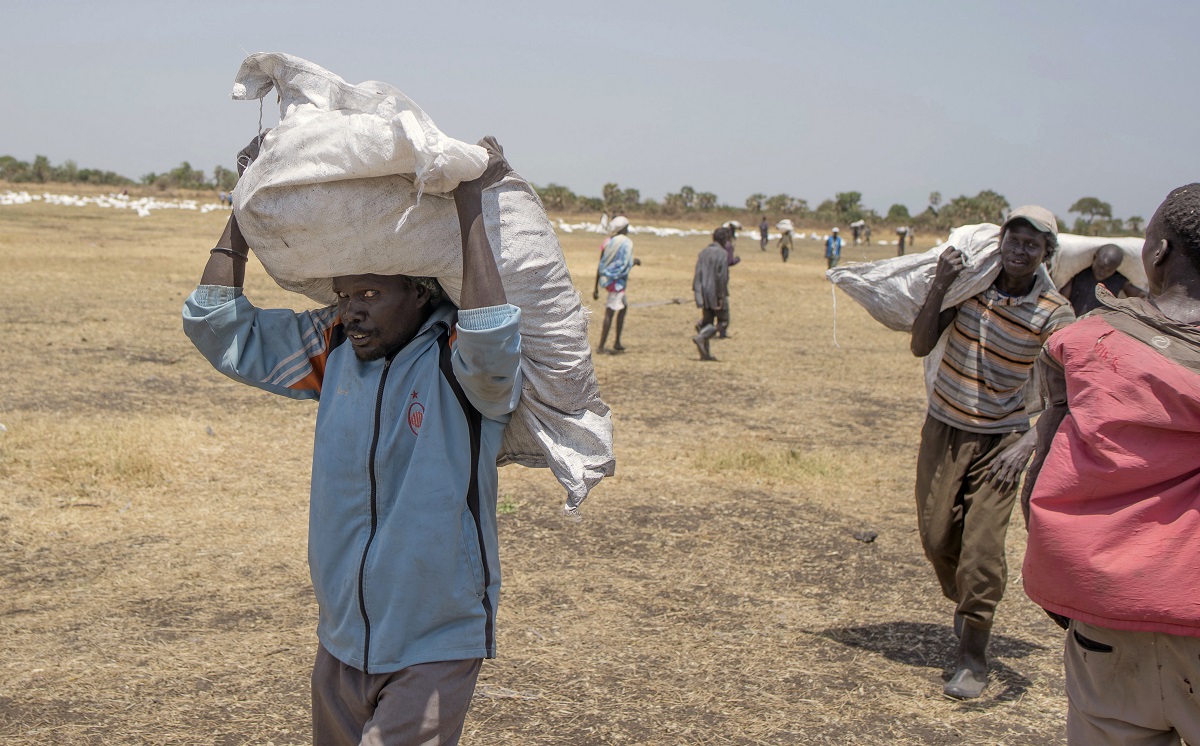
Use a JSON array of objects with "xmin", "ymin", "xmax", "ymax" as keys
[
  {"xmin": 1091, "ymin": 246, "xmax": 1123, "ymax": 281},
  {"xmin": 332, "ymin": 274, "xmax": 432, "ymax": 362},
  {"xmin": 999, "ymin": 222, "xmax": 1050, "ymax": 283}
]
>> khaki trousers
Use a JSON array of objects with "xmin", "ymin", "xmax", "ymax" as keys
[
  {"xmin": 1065, "ymin": 620, "xmax": 1200, "ymax": 746},
  {"xmin": 914, "ymin": 415, "xmax": 1022, "ymax": 627},
  {"xmin": 312, "ymin": 645, "xmax": 481, "ymax": 746}
]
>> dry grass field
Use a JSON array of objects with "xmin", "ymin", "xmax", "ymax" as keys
[{"xmin": 0, "ymin": 200, "xmax": 1070, "ymax": 744}]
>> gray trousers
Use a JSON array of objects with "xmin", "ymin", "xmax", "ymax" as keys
[{"xmin": 312, "ymin": 645, "xmax": 481, "ymax": 746}]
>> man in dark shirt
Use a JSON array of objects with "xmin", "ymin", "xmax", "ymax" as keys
[
  {"xmin": 1059, "ymin": 244, "xmax": 1147, "ymax": 316},
  {"xmin": 692, "ymin": 227, "xmax": 731, "ymax": 361}
]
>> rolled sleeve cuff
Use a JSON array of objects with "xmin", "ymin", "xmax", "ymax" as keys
[
  {"xmin": 458, "ymin": 303, "xmax": 520, "ymax": 331},
  {"xmin": 193, "ymin": 284, "xmax": 243, "ymax": 306}
]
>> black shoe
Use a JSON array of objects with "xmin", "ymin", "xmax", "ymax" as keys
[{"xmin": 943, "ymin": 667, "xmax": 987, "ymax": 699}]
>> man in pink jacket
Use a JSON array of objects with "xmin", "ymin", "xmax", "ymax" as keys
[{"xmin": 1022, "ymin": 184, "xmax": 1200, "ymax": 745}]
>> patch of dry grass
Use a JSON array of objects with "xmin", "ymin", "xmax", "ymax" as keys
[
  {"xmin": 696, "ymin": 445, "xmax": 849, "ymax": 485},
  {"xmin": 0, "ymin": 202, "xmax": 1069, "ymax": 744}
]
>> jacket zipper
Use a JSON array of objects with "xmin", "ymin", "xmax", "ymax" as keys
[{"xmin": 357, "ymin": 357, "xmax": 391, "ymax": 673}]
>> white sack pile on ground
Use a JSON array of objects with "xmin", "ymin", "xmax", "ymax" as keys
[
  {"xmin": 229, "ymin": 52, "xmax": 613, "ymax": 513},
  {"xmin": 555, "ymin": 219, "xmax": 708, "ymax": 238},
  {"xmin": 826, "ymin": 224, "xmax": 1142, "ymax": 400},
  {"xmin": 1, "ymin": 191, "xmax": 226, "ymax": 215}
]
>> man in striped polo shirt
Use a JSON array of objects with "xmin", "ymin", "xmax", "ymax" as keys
[{"xmin": 910, "ymin": 205, "xmax": 1074, "ymax": 699}]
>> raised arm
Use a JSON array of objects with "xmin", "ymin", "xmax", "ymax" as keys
[
  {"xmin": 199, "ymin": 133, "xmax": 266, "ymax": 288},
  {"xmin": 911, "ymin": 247, "xmax": 964, "ymax": 357},
  {"xmin": 448, "ymin": 136, "xmax": 523, "ymax": 419},
  {"xmin": 454, "ymin": 136, "xmax": 510, "ymax": 310},
  {"xmin": 184, "ymin": 130, "xmax": 339, "ymax": 400},
  {"xmin": 200, "ymin": 213, "xmax": 250, "ymax": 287}
]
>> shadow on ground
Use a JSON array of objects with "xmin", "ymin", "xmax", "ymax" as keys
[{"xmin": 816, "ymin": 621, "xmax": 1051, "ymax": 705}]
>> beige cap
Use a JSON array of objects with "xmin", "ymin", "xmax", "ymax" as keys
[{"xmin": 1003, "ymin": 205, "xmax": 1058, "ymax": 239}]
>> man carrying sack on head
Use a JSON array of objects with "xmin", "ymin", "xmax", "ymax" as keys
[{"xmin": 184, "ymin": 136, "xmax": 521, "ymax": 744}]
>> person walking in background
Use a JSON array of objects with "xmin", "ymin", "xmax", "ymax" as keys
[
  {"xmin": 897, "ymin": 225, "xmax": 909, "ymax": 255},
  {"xmin": 723, "ymin": 220, "xmax": 742, "ymax": 243},
  {"xmin": 825, "ymin": 227, "xmax": 843, "ymax": 269},
  {"xmin": 778, "ymin": 219, "xmax": 794, "ymax": 262},
  {"xmin": 909, "ymin": 205, "xmax": 1074, "ymax": 700},
  {"xmin": 864, "ymin": 223, "xmax": 872, "ymax": 245},
  {"xmin": 759, "ymin": 215, "xmax": 770, "ymax": 251},
  {"xmin": 692, "ymin": 226, "xmax": 731, "ymax": 361},
  {"xmin": 718, "ymin": 225, "xmax": 741, "ymax": 338},
  {"xmin": 592, "ymin": 216, "xmax": 637, "ymax": 354},
  {"xmin": 1022, "ymin": 185, "xmax": 1200, "ymax": 744},
  {"xmin": 1057, "ymin": 243, "xmax": 1147, "ymax": 316}
]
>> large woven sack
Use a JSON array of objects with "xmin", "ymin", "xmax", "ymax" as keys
[
  {"xmin": 1048, "ymin": 234, "xmax": 1147, "ymax": 290},
  {"xmin": 826, "ymin": 223, "xmax": 1002, "ymax": 333},
  {"xmin": 229, "ymin": 52, "xmax": 613, "ymax": 512}
]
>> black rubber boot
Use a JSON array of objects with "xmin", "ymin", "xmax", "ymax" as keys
[{"xmin": 944, "ymin": 622, "xmax": 990, "ymax": 699}]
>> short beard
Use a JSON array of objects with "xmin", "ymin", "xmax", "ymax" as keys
[
  {"xmin": 351, "ymin": 335, "xmax": 412, "ymax": 362},
  {"xmin": 353, "ymin": 347, "xmax": 386, "ymax": 362}
]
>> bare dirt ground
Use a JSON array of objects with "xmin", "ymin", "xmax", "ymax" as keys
[{"xmin": 0, "ymin": 203, "xmax": 1069, "ymax": 744}]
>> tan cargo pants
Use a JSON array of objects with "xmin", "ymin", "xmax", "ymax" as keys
[
  {"xmin": 914, "ymin": 415, "xmax": 1022, "ymax": 628},
  {"xmin": 1065, "ymin": 620, "xmax": 1200, "ymax": 746}
]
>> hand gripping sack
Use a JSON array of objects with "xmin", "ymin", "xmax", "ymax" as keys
[
  {"xmin": 825, "ymin": 223, "xmax": 1003, "ymax": 333},
  {"xmin": 229, "ymin": 52, "xmax": 613, "ymax": 512}
]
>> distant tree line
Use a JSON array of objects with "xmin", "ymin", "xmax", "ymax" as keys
[
  {"xmin": 1, "ymin": 154, "xmax": 239, "ymax": 192},
  {"xmin": 139, "ymin": 162, "xmax": 239, "ymax": 193},
  {"xmin": 535, "ymin": 181, "xmax": 1145, "ymax": 235},
  {"xmin": 1, "ymin": 154, "xmax": 133, "ymax": 186},
  {"xmin": 2, "ymin": 156, "xmax": 1145, "ymax": 236}
]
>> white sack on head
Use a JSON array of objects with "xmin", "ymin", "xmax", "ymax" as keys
[
  {"xmin": 827, "ymin": 223, "xmax": 1053, "ymax": 403},
  {"xmin": 1048, "ymin": 234, "xmax": 1147, "ymax": 290},
  {"xmin": 229, "ymin": 52, "xmax": 614, "ymax": 512}
]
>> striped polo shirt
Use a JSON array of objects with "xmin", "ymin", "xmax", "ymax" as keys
[{"xmin": 929, "ymin": 271, "xmax": 1074, "ymax": 434}]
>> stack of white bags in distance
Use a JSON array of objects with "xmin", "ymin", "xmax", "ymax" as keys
[{"xmin": 230, "ymin": 52, "xmax": 613, "ymax": 514}]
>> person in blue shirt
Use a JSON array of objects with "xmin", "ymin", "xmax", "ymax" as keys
[
  {"xmin": 592, "ymin": 216, "xmax": 638, "ymax": 354},
  {"xmin": 183, "ymin": 136, "xmax": 522, "ymax": 745},
  {"xmin": 826, "ymin": 227, "xmax": 844, "ymax": 269}
]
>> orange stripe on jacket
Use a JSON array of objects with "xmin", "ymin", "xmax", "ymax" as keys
[{"xmin": 289, "ymin": 318, "xmax": 343, "ymax": 393}]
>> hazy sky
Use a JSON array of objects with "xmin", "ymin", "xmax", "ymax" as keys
[{"xmin": 2, "ymin": 0, "xmax": 1196, "ymax": 221}]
